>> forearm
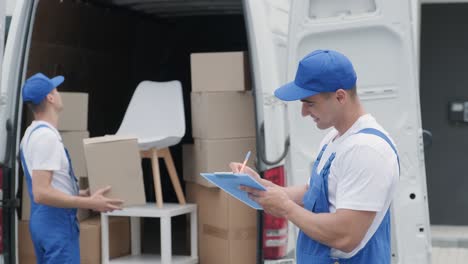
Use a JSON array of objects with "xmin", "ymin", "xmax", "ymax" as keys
[
  {"xmin": 285, "ymin": 202, "xmax": 354, "ymax": 252},
  {"xmin": 33, "ymin": 186, "xmax": 92, "ymax": 209},
  {"xmin": 283, "ymin": 185, "xmax": 308, "ymax": 206}
]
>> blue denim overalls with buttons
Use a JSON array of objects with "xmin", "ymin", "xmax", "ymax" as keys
[
  {"xmin": 297, "ymin": 128, "xmax": 399, "ymax": 264},
  {"xmin": 19, "ymin": 124, "xmax": 80, "ymax": 264}
]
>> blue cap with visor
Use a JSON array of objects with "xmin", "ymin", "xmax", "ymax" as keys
[
  {"xmin": 274, "ymin": 50, "xmax": 357, "ymax": 101},
  {"xmin": 22, "ymin": 73, "xmax": 64, "ymax": 105}
]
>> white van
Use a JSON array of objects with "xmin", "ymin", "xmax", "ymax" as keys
[{"xmin": 0, "ymin": 0, "xmax": 433, "ymax": 263}]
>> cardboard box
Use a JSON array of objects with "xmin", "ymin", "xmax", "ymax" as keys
[
  {"xmin": 77, "ymin": 177, "xmax": 92, "ymax": 222},
  {"xmin": 190, "ymin": 51, "xmax": 250, "ymax": 92},
  {"xmin": 18, "ymin": 217, "xmax": 130, "ymax": 264},
  {"xmin": 191, "ymin": 92, "xmax": 255, "ymax": 139},
  {"xmin": 80, "ymin": 216, "xmax": 131, "ymax": 263},
  {"xmin": 83, "ymin": 135, "xmax": 146, "ymax": 207},
  {"xmin": 79, "ymin": 219, "xmax": 100, "ymax": 264},
  {"xmin": 61, "ymin": 131, "xmax": 89, "ymax": 177},
  {"xmin": 183, "ymin": 138, "xmax": 256, "ymax": 188},
  {"xmin": 21, "ymin": 176, "xmax": 31, "ymax": 220},
  {"xmin": 77, "ymin": 208, "xmax": 91, "ymax": 222},
  {"xmin": 79, "ymin": 176, "xmax": 89, "ymax": 190},
  {"xmin": 186, "ymin": 183, "xmax": 257, "ymax": 264},
  {"xmin": 18, "ymin": 221, "xmax": 36, "ymax": 264},
  {"xmin": 59, "ymin": 92, "xmax": 88, "ymax": 131}
]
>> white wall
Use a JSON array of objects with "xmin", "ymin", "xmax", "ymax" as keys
[{"xmin": 6, "ymin": 0, "xmax": 16, "ymax": 16}]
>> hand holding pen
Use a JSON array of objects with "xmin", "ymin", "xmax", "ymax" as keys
[{"xmin": 239, "ymin": 150, "xmax": 251, "ymax": 173}]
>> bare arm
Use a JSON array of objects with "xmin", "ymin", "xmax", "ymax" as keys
[
  {"xmin": 32, "ymin": 170, "xmax": 123, "ymax": 212},
  {"xmin": 283, "ymin": 185, "xmax": 308, "ymax": 206},
  {"xmin": 286, "ymin": 201, "xmax": 376, "ymax": 252}
]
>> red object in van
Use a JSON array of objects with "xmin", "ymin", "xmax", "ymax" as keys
[
  {"xmin": 262, "ymin": 166, "xmax": 288, "ymax": 259},
  {"xmin": 0, "ymin": 166, "xmax": 3, "ymax": 253}
]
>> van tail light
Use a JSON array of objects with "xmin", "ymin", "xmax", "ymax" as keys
[
  {"xmin": 0, "ymin": 165, "xmax": 3, "ymax": 253},
  {"xmin": 262, "ymin": 166, "xmax": 288, "ymax": 259}
]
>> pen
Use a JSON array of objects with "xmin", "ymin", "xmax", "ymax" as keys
[{"xmin": 239, "ymin": 150, "xmax": 251, "ymax": 173}]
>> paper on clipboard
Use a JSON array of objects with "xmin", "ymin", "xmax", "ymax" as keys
[{"xmin": 200, "ymin": 172, "xmax": 267, "ymax": 210}]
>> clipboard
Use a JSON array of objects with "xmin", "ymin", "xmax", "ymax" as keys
[{"xmin": 200, "ymin": 172, "xmax": 267, "ymax": 210}]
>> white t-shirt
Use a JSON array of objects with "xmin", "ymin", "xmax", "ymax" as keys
[
  {"xmin": 313, "ymin": 114, "xmax": 399, "ymax": 259},
  {"xmin": 20, "ymin": 121, "xmax": 76, "ymax": 196}
]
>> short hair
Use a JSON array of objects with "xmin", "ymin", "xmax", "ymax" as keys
[{"xmin": 26, "ymin": 100, "xmax": 47, "ymax": 114}]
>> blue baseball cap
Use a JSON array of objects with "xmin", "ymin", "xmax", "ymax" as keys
[
  {"xmin": 274, "ymin": 50, "xmax": 357, "ymax": 101},
  {"xmin": 22, "ymin": 73, "xmax": 64, "ymax": 105}
]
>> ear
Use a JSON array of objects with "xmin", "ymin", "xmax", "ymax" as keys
[
  {"xmin": 335, "ymin": 89, "xmax": 347, "ymax": 103},
  {"xmin": 46, "ymin": 93, "xmax": 55, "ymax": 103}
]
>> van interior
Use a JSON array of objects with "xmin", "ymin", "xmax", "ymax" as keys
[{"xmin": 20, "ymin": 0, "xmax": 249, "ymax": 255}]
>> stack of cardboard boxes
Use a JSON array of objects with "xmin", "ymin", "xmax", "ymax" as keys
[
  {"xmin": 19, "ymin": 92, "xmax": 131, "ymax": 263},
  {"xmin": 59, "ymin": 92, "xmax": 91, "ymax": 220},
  {"xmin": 184, "ymin": 51, "xmax": 258, "ymax": 264}
]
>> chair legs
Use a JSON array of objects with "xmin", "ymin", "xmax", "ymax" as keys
[
  {"xmin": 150, "ymin": 148, "xmax": 164, "ymax": 208},
  {"xmin": 142, "ymin": 147, "xmax": 186, "ymax": 208},
  {"xmin": 160, "ymin": 148, "xmax": 186, "ymax": 205}
]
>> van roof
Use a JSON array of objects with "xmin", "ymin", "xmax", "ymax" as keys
[{"xmin": 92, "ymin": 0, "xmax": 243, "ymax": 17}]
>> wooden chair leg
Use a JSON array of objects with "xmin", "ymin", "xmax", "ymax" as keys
[
  {"xmin": 150, "ymin": 148, "xmax": 164, "ymax": 208},
  {"xmin": 161, "ymin": 148, "xmax": 186, "ymax": 205}
]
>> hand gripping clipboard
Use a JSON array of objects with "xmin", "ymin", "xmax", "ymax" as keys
[{"xmin": 200, "ymin": 172, "xmax": 267, "ymax": 210}]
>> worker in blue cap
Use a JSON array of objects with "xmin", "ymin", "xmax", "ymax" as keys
[
  {"xmin": 232, "ymin": 50, "xmax": 399, "ymax": 263},
  {"xmin": 19, "ymin": 73, "xmax": 124, "ymax": 264}
]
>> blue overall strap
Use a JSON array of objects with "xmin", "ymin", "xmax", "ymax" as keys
[
  {"xmin": 357, "ymin": 128, "xmax": 400, "ymax": 172},
  {"xmin": 64, "ymin": 148, "xmax": 79, "ymax": 195}
]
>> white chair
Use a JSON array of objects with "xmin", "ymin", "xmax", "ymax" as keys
[{"xmin": 116, "ymin": 80, "xmax": 186, "ymax": 208}]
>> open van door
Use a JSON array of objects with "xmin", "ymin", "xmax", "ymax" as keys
[
  {"xmin": 286, "ymin": 1, "xmax": 431, "ymax": 263},
  {"xmin": 243, "ymin": 0, "xmax": 299, "ymax": 262},
  {"xmin": 0, "ymin": 0, "xmax": 4, "ymax": 257},
  {"xmin": 243, "ymin": 0, "xmax": 290, "ymax": 173},
  {"xmin": 0, "ymin": 0, "xmax": 36, "ymax": 263},
  {"xmin": 0, "ymin": 0, "xmax": 4, "ymax": 78}
]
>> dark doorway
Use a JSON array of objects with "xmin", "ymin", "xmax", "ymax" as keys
[{"xmin": 420, "ymin": 3, "xmax": 468, "ymax": 225}]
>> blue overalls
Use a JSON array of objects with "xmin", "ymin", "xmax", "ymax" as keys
[
  {"xmin": 297, "ymin": 128, "xmax": 399, "ymax": 264},
  {"xmin": 19, "ymin": 124, "xmax": 80, "ymax": 264}
]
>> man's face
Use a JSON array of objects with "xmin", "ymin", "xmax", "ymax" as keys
[
  {"xmin": 300, "ymin": 93, "xmax": 337, "ymax": 130},
  {"xmin": 49, "ymin": 88, "xmax": 64, "ymax": 112}
]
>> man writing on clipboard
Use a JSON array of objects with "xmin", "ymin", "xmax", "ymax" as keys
[{"xmin": 231, "ymin": 50, "xmax": 399, "ymax": 263}]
